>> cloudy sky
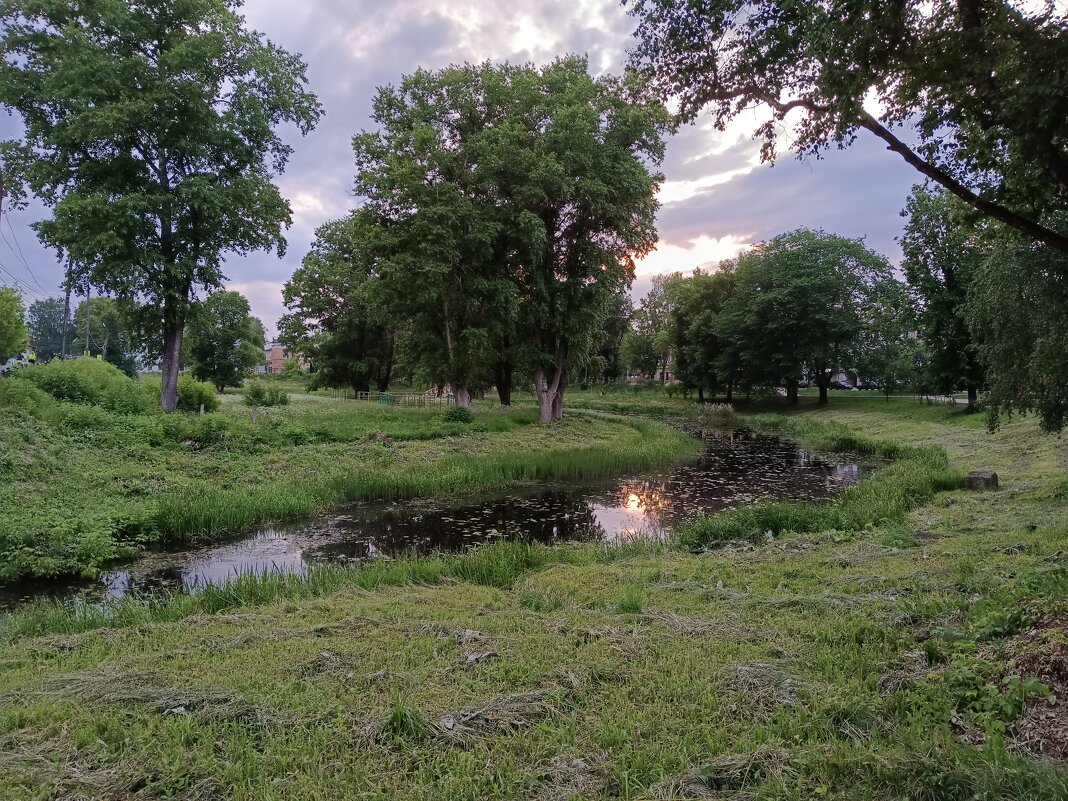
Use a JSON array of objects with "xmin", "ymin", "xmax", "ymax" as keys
[{"xmin": 0, "ymin": 0, "xmax": 921, "ymax": 338}]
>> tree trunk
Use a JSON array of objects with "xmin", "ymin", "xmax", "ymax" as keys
[
  {"xmin": 697, "ymin": 386, "xmax": 705, "ymax": 404},
  {"xmin": 967, "ymin": 385, "xmax": 978, "ymax": 408},
  {"xmin": 551, "ymin": 370, "xmax": 567, "ymax": 420},
  {"xmin": 786, "ymin": 378, "xmax": 799, "ymax": 406},
  {"xmin": 818, "ymin": 382, "xmax": 829, "ymax": 405},
  {"xmin": 495, "ymin": 362, "xmax": 513, "ymax": 406},
  {"xmin": 726, "ymin": 382, "xmax": 733, "ymax": 403},
  {"xmin": 160, "ymin": 320, "xmax": 184, "ymax": 411},
  {"xmin": 453, "ymin": 385, "xmax": 471, "ymax": 408},
  {"xmin": 534, "ymin": 363, "xmax": 564, "ymax": 424}
]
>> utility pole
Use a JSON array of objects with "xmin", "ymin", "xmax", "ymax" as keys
[
  {"xmin": 60, "ymin": 274, "xmax": 71, "ymax": 359},
  {"xmin": 84, "ymin": 280, "xmax": 91, "ymax": 355}
]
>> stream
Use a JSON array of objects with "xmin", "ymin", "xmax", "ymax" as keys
[{"xmin": 1, "ymin": 428, "xmax": 875, "ymax": 610}]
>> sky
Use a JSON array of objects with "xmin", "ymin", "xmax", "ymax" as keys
[{"xmin": 0, "ymin": 0, "xmax": 922, "ymax": 339}]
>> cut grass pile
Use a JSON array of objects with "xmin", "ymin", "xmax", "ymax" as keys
[
  {"xmin": 0, "ymin": 370, "xmax": 698, "ymax": 582},
  {"xmin": 1, "ymin": 400, "xmax": 1066, "ymax": 799}
]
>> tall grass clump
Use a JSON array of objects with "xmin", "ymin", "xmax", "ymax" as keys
[{"xmin": 155, "ymin": 416, "xmax": 698, "ymax": 540}]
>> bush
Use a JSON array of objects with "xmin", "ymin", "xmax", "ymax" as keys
[
  {"xmin": 0, "ymin": 376, "xmax": 53, "ymax": 414},
  {"xmin": 21, "ymin": 358, "xmax": 153, "ymax": 414},
  {"xmin": 442, "ymin": 405, "xmax": 474, "ymax": 424},
  {"xmin": 176, "ymin": 374, "xmax": 220, "ymax": 413},
  {"xmin": 242, "ymin": 380, "xmax": 288, "ymax": 407}
]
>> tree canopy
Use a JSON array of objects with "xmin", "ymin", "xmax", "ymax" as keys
[
  {"xmin": 713, "ymin": 229, "xmax": 897, "ymax": 404},
  {"xmin": 0, "ymin": 286, "xmax": 26, "ymax": 360},
  {"xmin": 626, "ymin": 1, "xmax": 1068, "ymax": 253},
  {"xmin": 0, "ymin": 0, "xmax": 321, "ymax": 409},
  {"xmin": 73, "ymin": 296, "xmax": 138, "ymax": 375},
  {"xmin": 26, "ymin": 297, "xmax": 72, "ymax": 361},
  {"xmin": 279, "ymin": 213, "xmax": 395, "ymax": 395},
  {"xmin": 186, "ymin": 290, "xmax": 265, "ymax": 393},
  {"xmin": 343, "ymin": 57, "xmax": 669, "ymax": 420},
  {"xmin": 900, "ymin": 186, "xmax": 986, "ymax": 403}
]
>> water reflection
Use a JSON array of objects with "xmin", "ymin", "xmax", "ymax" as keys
[{"xmin": 1, "ymin": 429, "xmax": 876, "ymax": 608}]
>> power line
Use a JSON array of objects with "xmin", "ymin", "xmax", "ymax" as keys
[
  {"xmin": 2, "ymin": 212, "xmax": 49, "ymax": 294},
  {"xmin": 0, "ymin": 256, "xmax": 49, "ymax": 301}
]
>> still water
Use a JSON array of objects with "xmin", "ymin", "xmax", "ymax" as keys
[{"xmin": 3, "ymin": 429, "xmax": 872, "ymax": 608}]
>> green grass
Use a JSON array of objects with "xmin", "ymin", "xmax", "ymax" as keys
[
  {"xmin": 3, "ymin": 394, "xmax": 1067, "ymax": 799},
  {"xmin": 0, "ymin": 373, "xmax": 698, "ymax": 581}
]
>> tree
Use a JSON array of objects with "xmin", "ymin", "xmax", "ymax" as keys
[
  {"xmin": 628, "ymin": 274, "xmax": 675, "ymax": 382},
  {"xmin": 620, "ymin": 328, "xmax": 660, "ymax": 379},
  {"xmin": 967, "ymin": 221, "xmax": 1068, "ymax": 433},
  {"xmin": 714, "ymin": 230, "xmax": 895, "ymax": 404},
  {"xmin": 900, "ymin": 186, "xmax": 986, "ymax": 405},
  {"xmin": 503, "ymin": 58, "xmax": 671, "ymax": 422},
  {"xmin": 26, "ymin": 297, "xmax": 72, "ymax": 361},
  {"xmin": 185, "ymin": 291, "xmax": 264, "ymax": 393},
  {"xmin": 0, "ymin": 286, "xmax": 26, "ymax": 360},
  {"xmin": 279, "ymin": 214, "xmax": 395, "ymax": 395},
  {"xmin": 73, "ymin": 296, "xmax": 138, "ymax": 375},
  {"xmin": 352, "ymin": 63, "xmax": 515, "ymax": 408},
  {"xmin": 666, "ymin": 268, "xmax": 735, "ymax": 401},
  {"xmin": 626, "ymin": 1, "xmax": 1068, "ymax": 254},
  {"xmin": 0, "ymin": 0, "xmax": 321, "ymax": 410},
  {"xmin": 852, "ymin": 276, "xmax": 920, "ymax": 400}
]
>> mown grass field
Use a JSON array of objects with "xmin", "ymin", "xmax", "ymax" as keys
[
  {"xmin": 0, "ymin": 362, "xmax": 698, "ymax": 582},
  {"xmin": 1, "ymin": 398, "xmax": 1065, "ymax": 799}
]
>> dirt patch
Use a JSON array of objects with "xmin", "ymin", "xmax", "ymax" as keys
[{"xmin": 1008, "ymin": 611, "xmax": 1068, "ymax": 762}]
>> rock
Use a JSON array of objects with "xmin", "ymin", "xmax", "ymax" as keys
[{"xmin": 965, "ymin": 470, "xmax": 999, "ymax": 490}]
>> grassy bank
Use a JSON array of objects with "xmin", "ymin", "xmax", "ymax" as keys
[
  {"xmin": 0, "ymin": 361, "xmax": 698, "ymax": 582},
  {"xmin": 1, "ymin": 399, "xmax": 1066, "ymax": 799}
]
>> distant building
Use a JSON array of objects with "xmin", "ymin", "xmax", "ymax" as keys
[{"xmin": 263, "ymin": 342, "xmax": 307, "ymax": 374}]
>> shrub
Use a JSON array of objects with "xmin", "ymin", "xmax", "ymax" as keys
[
  {"xmin": 242, "ymin": 380, "xmax": 288, "ymax": 407},
  {"xmin": 21, "ymin": 357, "xmax": 152, "ymax": 414},
  {"xmin": 442, "ymin": 405, "xmax": 474, "ymax": 424},
  {"xmin": 0, "ymin": 376, "xmax": 53, "ymax": 414},
  {"xmin": 176, "ymin": 374, "xmax": 220, "ymax": 413}
]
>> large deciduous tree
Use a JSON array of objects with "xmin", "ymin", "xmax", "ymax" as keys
[
  {"xmin": 352, "ymin": 64, "xmax": 514, "ymax": 408},
  {"xmin": 0, "ymin": 0, "xmax": 321, "ymax": 410},
  {"xmin": 626, "ymin": 1, "xmax": 1068, "ymax": 254},
  {"xmin": 279, "ymin": 214, "xmax": 396, "ymax": 395},
  {"xmin": 714, "ymin": 230, "xmax": 895, "ymax": 404},
  {"xmin": 503, "ymin": 59, "xmax": 670, "ymax": 422},
  {"xmin": 666, "ymin": 268, "xmax": 735, "ymax": 402},
  {"xmin": 900, "ymin": 186, "xmax": 986, "ymax": 405},
  {"xmin": 0, "ymin": 286, "xmax": 26, "ymax": 360},
  {"xmin": 185, "ymin": 290, "xmax": 264, "ymax": 393}
]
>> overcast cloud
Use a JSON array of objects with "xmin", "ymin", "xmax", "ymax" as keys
[{"xmin": 0, "ymin": 0, "xmax": 921, "ymax": 337}]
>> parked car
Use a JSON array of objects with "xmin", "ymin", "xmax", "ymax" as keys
[{"xmin": 829, "ymin": 380, "xmax": 856, "ymax": 391}]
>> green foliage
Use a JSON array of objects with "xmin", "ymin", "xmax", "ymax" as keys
[
  {"xmin": 442, "ymin": 405, "xmax": 474, "ymax": 424},
  {"xmin": 242, "ymin": 380, "xmax": 288, "ymax": 408},
  {"xmin": 665, "ymin": 268, "xmax": 735, "ymax": 398},
  {"xmin": 0, "ymin": 0, "xmax": 322, "ymax": 409},
  {"xmin": 26, "ymin": 297, "xmax": 72, "ymax": 361},
  {"xmin": 713, "ymin": 229, "xmax": 897, "ymax": 402},
  {"xmin": 20, "ymin": 357, "xmax": 152, "ymax": 414},
  {"xmin": 72, "ymin": 296, "xmax": 138, "ymax": 375},
  {"xmin": 186, "ymin": 291, "xmax": 265, "ymax": 392},
  {"xmin": 627, "ymin": 0, "xmax": 1068, "ymax": 252},
  {"xmin": 0, "ymin": 286, "xmax": 27, "ymax": 361},
  {"xmin": 175, "ymin": 375, "xmax": 220, "ymax": 414},
  {"xmin": 350, "ymin": 57, "xmax": 671, "ymax": 419},
  {"xmin": 967, "ymin": 221, "xmax": 1068, "ymax": 432},
  {"xmin": 900, "ymin": 186, "xmax": 986, "ymax": 399},
  {"xmin": 279, "ymin": 213, "xmax": 395, "ymax": 394}
]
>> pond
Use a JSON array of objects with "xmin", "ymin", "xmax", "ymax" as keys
[{"xmin": 0, "ymin": 428, "xmax": 875, "ymax": 609}]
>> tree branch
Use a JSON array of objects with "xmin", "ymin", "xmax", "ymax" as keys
[{"xmin": 855, "ymin": 110, "xmax": 1068, "ymax": 253}]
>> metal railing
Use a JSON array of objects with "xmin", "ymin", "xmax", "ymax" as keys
[{"xmin": 330, "ymin": 389, "xmax": 454, "ymax": 407}]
